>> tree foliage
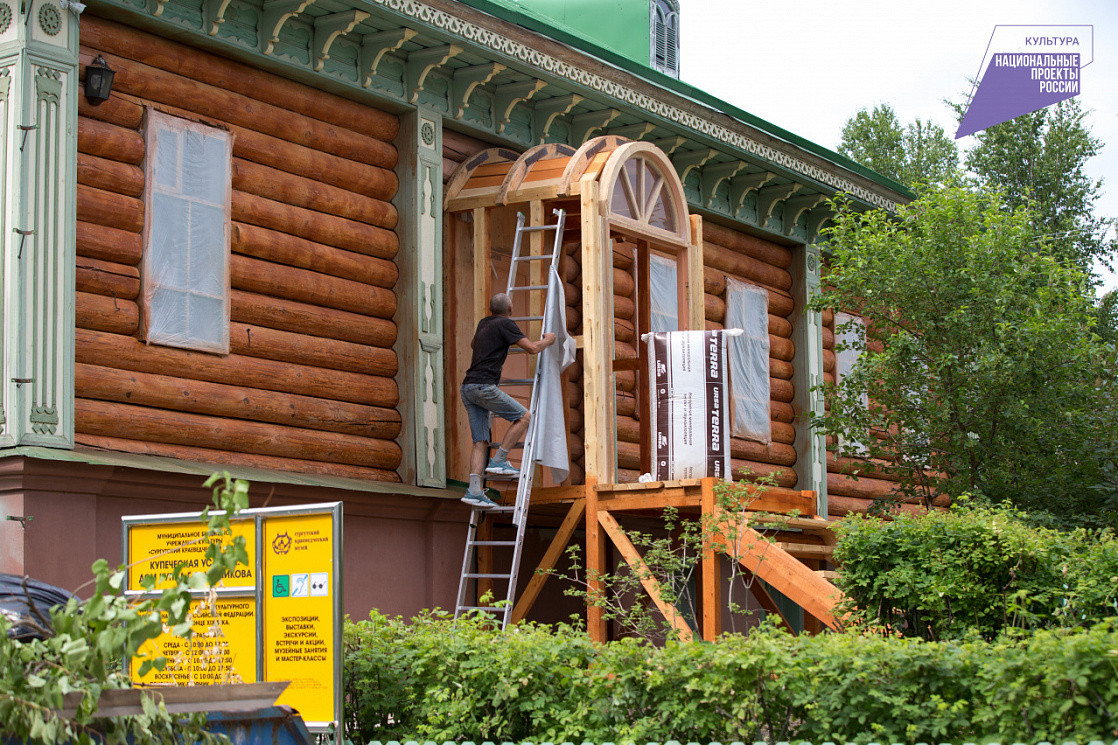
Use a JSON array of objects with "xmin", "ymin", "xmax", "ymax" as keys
[
  {"xmin": 0, "ymin": 473, "xmax": 249, "ymax": 744},
  {"xmin": 960, "ymin": 98, "xmax": 1115, "ymax": 280},
  {"xmin": 812, "ymin": 186, "xmax": 1118, "ymax": 525},
  {"xmin": 839, "ymin": 104, "xmax": 958, "ymax": 190}
]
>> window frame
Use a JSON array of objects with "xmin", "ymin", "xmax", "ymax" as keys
[
  {"xmin": 724, "ymin": 277, "xmax": 772, "ymax": 444},
  {"xmin": 141, "ymin": 110, "xmax": 234, "ymax": 355}
]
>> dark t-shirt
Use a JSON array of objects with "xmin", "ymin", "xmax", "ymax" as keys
[{"xmin": 462, "ymin": 315, "xmax": 526, "ymax": 386}]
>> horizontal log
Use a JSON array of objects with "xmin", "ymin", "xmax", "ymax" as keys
[
  {"xmin": 76, "ymin": 292, "xmax": 139, "ymax": 335},
  {"xmin": 81, "ymin": 16, "xmax": 400, "ymax": 148},
  {"xmin": 77, "ymin": 48, "xmax": 396, "ymax": 170},
  {"xmin": 76, "ymin": 329, "xmax": 398, "ymax": 408},
  {"xmin": 730, "ymin": 459, "xmax": 796, "ymax": 487},
  {"xmin": 615, "ymin": 340, "xmax": 636, "ymax": 360},
  {"xmin": 704, "ymin": 242, "xmax": 792, "ymax": 291},
  {"xmin": 771, "ymin": 335, "xmax": 794, "ymax": 361},
  {"xmin": 75, "ymin": 399, "xmax": 401, "ymax": 469},
  {"xmin": 823, "ymin": 349, "xmax": 835, "ymax": 373},
  {"xmin": 568, "ymin": 406, "xmax": 583, "ymax": 433},
  {"xmin": 822, "ymin": 326, "xmax": 834, "ymax": 349},
  {"xmin": 77, "ymin": 221, "xmax": 142, "ymax": 265},
  {"xmin": 564, "ymin": 281, "xmax": 580, "ymax": 307},
  {"xmin": 76, "ymin": 363, "xmax": 401, "ymax": 440},
  {"xmin": 704, "ymin": 268, "xmax": 726, "ymax": 296},
  {"xmin": 771, "ymin": 401, "xmax": 794, "ymax": 423},
  {"xmin": 77, "ymin": 117, "xmax": 144, "ymax": 165},
  {"xmin": 615, "ymin": 392, "xmax": 636, "ymax": 417},
  {"xmin": 232, "ymin": 192, "xmax": 398, "ymax": 260},
  {"xmin": 77, "ymin": 185, "xmax": 143, "ymax": 233},
  {"xmin": 232, "ymin": 159, "xmax": 397, "ymax": 230},
  {"xmin": 703, "ymin": 293, "xmax": 794, "ymax": 338},
  {"xmin": 231, "ymin": 254, "xmax": 396, "ymax": 319},
  {"xmin": 615, "ymin": 318, "xmax": 634, "ymax": 344},
  {"xmin": 77, "ymin": 153, "xmax": 144, "ymax": 197},
  {"xmin": 230, "ymin": 323, "xmax": 396, "ymax": 376},
  {"xmin": 74, "ymin": 433, "xmax": 401, "ymax": 483},
  {"xmin": 77, "ymin": 90, "xmax": 143, "ymax": 129},
  {"xmin": 771, "ymin": 378, "xmax": 794, "ymax": 403},
  {"xmin": 612, "ymin": 242, "xmax": 634, "ymax": 270},
  {"xmin": 732, "ymin": 437, "xmax": 797, "ymax": 467},
  {"xmin": 76, "ymin": 257, "xmax": 140, "ymax": 300},
  {"xmin": 703, "ymin": 222, "xmax": 794, "ymax": 269},
  {"xmin": 827, "ymin": 494, "xmax": 925, "ymax": 518},
  {"xmin": 704, "ymin": 278, "xmax": 794, "ymax": 318},
  {"xmin": 772, "ymin": 421, "xmax": 796, "ymax": 445},
  {"xmin": 827, "ymin": 452, "xmax": 904, "ymax": 482},
  {"xmin": 771, "ymin": 358, "xmax": 793, "ymax": 380},
  {"xmin": 231, "ymin": 290, "xmax": 398, "ymax": 349},
  {"xmin": 614, "ymin": 295, "xmax": 634, "ymax": 321},
  {"xmin": 566, "ymin": 305, "xmax": 581, "ymax": 332},
  {"xmin": 613, "ymin": 267, "xmax": 635, "ymax": 297},
  {"xmin": 822, "ymin": 308, "xmax": 834, "ymax": 327},
  {"xmin": 826, "ymin": 472, "xmax": 905, "ymax": 500},
  {"xmin": 563, "ymin": 256, "xmax": 580, "ymax": 283},
  {"xmin": 232, "ymin": 223, "xmax": 397, "ymax": 289}
]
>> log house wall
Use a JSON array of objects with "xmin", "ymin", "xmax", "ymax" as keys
[{"xmin": 74, "ymin": 15, "xmax": 404, "ymax": 481}]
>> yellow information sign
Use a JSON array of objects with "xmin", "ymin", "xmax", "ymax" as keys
[
  {"xmin": 262, "ymin": 513, "xmax": 335, "ymax": 725},
  {"xmin": 130, "ymin": 597, "xmax": 257, "ymax": 686},
  {"xmin": 127, "ymin": 519, "xmax": 255, "ymax": 591}
]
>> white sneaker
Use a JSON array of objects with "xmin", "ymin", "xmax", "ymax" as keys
[
  {"xmin": 485, "ymin": 458, "xmax": 519, "ymax": 476},
  {"xmin": 461, "ymin": 490, "xmax": 498, "ymax": 509}
]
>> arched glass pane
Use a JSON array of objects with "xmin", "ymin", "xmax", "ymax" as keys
[
  {"xmin": 611, "ymin": 159, "xmax": 641, "ymax": 219},
  {"xmin": 646, "ymin": 160, "xmax": 676, "ymax": 231}
]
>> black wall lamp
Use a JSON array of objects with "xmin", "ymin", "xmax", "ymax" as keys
[{"xmin": 84, "ymin": 55, "xmax": 115, "ymax": 106}]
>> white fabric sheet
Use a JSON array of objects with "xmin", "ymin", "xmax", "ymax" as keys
[{"xmin": 531, "ymin": 266, "xmax": 578, "ymax": 483}]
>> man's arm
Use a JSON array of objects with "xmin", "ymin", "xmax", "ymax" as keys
[{"xmin": 515, "ymin": 332, "xmax": 556, "ymax": 354}]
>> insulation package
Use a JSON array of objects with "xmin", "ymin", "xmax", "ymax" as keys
[{"xmin": 643, "ymin": 329, "xmax": 740, "ymax": 482}]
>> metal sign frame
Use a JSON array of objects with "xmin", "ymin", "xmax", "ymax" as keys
[{"xmin": 121, "ymin": 502, "xmax": 343, "ymax": 733}]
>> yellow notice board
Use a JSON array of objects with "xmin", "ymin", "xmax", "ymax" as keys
[
  {"xmin": 130, "ymin": 597, "xmax": 257, "ymax": 685},
  {"xmin": 262, "ymin": 512, "xmax": 335, "ymax": 726},
  {"xmin": 127, "ymin": 519, "xmax": 255, "ymax": 591}
]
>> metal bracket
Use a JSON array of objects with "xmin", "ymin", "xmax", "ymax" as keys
[
  {"xmin": 312, "ymin": 10, "xmax": 369, "ymax": 72},
  {"xmin": 14, "ymin": 228, "xmax": 34, "ymax": 259},
  {"xmin": 451, "ymin": 62, "xmax": 504, "ymax": 119},
  {"xmin": 6, "ymin": 515, "xmax": 33, "ymax": 530},
  {"xmin": 360, "ymin": 28, "xmax": 417, "ymax": 87}
]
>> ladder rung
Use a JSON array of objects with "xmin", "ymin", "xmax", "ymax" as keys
[
  {"xmin": 518, "ymin": 224, "xmax": 562, "ymax": 232},
  {"xmin": 508, "ymin": 284, "xmax": 549, "ymax": 292},
  {"xmin": 511, "ymin": 254, "xmax": 553, "ymax": 262},
  {"xmin": 470, "ymin": 540, "xmax": 517, "ymax": 546},
  {"xmin": 499, "ymin": 378, "xmax": 534, "ymax": 385},
  {"xmin": 457, "ymin": 606, "xmax": 506, "ymax": 613},
  {"xmin": 464, "ymin": 573, "xmax": 512, "ymax": 579},
  {"xmin": 509, "ymin": 315, "xmax": 544, "ymax": 322}
]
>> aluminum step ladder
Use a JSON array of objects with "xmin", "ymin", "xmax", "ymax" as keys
[{"xmin": 454, "ymin": 208, "xmax": 567, "ymax": 628}]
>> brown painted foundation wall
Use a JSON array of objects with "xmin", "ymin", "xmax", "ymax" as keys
[{"xmin": 74, "ymin": 14, "xmax": 403, "ymax": 482}]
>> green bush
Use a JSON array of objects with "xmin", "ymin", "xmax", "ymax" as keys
[
  {"xmin": 832, "ymin": 504, "xmax": 1118, "ymax": 640},
  {"xmin": 344, "ymin": 611, "xmax": 1118, "ymax": 744}
]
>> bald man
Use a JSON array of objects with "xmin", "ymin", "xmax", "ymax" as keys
[{"xmin": 460, "ymin": 293, "xmax": 555, "ymax": 508}]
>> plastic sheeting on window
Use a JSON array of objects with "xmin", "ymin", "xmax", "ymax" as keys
[
  {"xmin": 143, "ymin": 110, "xmax": 232, "ymax": 354},
  {"xmin": 724, "ymin": 278, "xmax": 771, "ymax": 444},
  {"xmin": 649, "ymin": 252, "xmax": 678, "ymax": 333}
]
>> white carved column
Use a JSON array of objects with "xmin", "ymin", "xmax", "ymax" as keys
[
  {"xmin": 1, "ymin": 0, "xmax": 78, "ymax": 448},
  {"xmin": 791, "ymin": 243, "xmax": 827, "ymax": 515}
]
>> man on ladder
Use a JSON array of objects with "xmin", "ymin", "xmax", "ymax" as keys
[{"xmin": 460, "ymin": 292, "xmax": 555, "ymax": 508}]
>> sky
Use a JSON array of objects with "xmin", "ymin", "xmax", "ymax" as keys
[{"xmin": 679, "ymin": 0, "xmax": 1118, "ymax": 290}]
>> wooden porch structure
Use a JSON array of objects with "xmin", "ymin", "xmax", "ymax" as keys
[{"xmin": 444, "ymin": 136, "xmax": 843, "ymax": 641}]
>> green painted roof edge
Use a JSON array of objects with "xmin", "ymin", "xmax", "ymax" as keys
[
  {"xmin": 454, "ymin": 0, "xmax": 914, "ymax": 200},
  {"xmin": 2, "ymin": 446, "xmax": 459, "ymax": 499}
]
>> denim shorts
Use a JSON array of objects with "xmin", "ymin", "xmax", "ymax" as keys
[{"xmin": 461, "ymin": 383, "xmax": 526, "ymax": 443}]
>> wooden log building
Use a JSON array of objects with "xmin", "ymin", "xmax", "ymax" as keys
[{"xmin": 0, "ymin": 0, "xmax": 912, "ymax": 636}]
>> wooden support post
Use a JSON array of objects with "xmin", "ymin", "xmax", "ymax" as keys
[
  {"xmin": 599, "ymin": 510, "xmax": 694, "ymax": 642},
  {"xmin": 511, "ymin": 497, "xmax": 586, "ymax": 623},
  {"xmin": 580, "ymin": 182, "xmax": 616, "ymax": 483},
  {"xmin": 700, "ymin": 477, "xmax": 721, "ymax": 641},
  {"xmin": 529, "ymin": 200, "xmax": 546, "ymax": 344},
  {"xmin": 585, "ymin": 477, "xmax": 607, "ymax": 642},
  {"xmin": 684, "ymin": 215, "xmax": 705, "ymax": 331},
  {"xmin": 801, "ymin": 559, "xmax": 824, "ymax": 635},
  {"xmin": 473, "ymin": 207, "xmax": 491, "ymax": 327}
]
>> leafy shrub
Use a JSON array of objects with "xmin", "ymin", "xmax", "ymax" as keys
[
  {"xmin": 833, "ymin": 504, "xmax": 1118, "ymax": 640},
  {"xmin": 344, "ymin": 610, "xmax": 1118, "ymax": 744}
]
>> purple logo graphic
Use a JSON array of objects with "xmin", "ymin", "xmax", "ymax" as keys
[{"xmin": 956, "ymin": 25, "xmax": 1093, "ymax": 139}]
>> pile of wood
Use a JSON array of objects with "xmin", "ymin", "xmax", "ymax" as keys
[{"xmin": 74, "ymin": 15, "xmax": 404, "ymax": 482}]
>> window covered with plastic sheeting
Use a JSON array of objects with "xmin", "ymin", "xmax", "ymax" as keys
[
  {"xmin": 725, "ymin": 278, "xmax": 771, "ymax": 444},
  {"xmin": 649, "ymin": 252, "xmax": 678, "ymax": 332},
  {"xmin": 143, "ymin": 111, "xmax": 233, "ymax": 354}
]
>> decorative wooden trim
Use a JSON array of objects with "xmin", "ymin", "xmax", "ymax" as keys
[
  {"xmin": 451, "ymin": 62, "xmax": 504, "ymax": 119},
  {"xmin": 607, "ymin": 122, "xmax": 656, "ymax": 141},
  {"xmin": 405, "ymin": 44, "xmax": 462, "ymax": 104},
  {"xmin": 805, "ymin": 206, "xmax": 833, "ymax": 243},
  {"xmin": 700, "ymin": 160, "xmax": 747, "ymax": 208},
  {"xmin": 728, "ymin": 171, "xmax": 774, "ymax": 214},
  {"xmin": 670, "ymin": 147, "xmax": 715, "ymax": 184},
  {"xmin": 756, "ymin": 182, "xmax": 802, "ymax": 225},
  {"xmin": 443, "ymin": 146, "xmax": 519, "ymax": 209},
  {"xmin": 205, "ymin": 0, "xmax": 237, "ymax": 36},
  {"xmin": 495, "ymin": 141, "xmax": 574, "ymax": 205},
  {"xmin": 783, "ymin": 193, "xmax": 827, "ymax": 236},
  {"xmin": 494, "ymin": 78, "xmax": 546, "ymax": 134},
  {"xmin": 313, "ymin": 10, "xmax": 370, "ymax": 72},
  {"xmin": 361, "ymin": 28, "xmax": 417, "ymax": 87},
  {"xmin": 260, "ymin": 0, "xmax": 317, "ymax": 57},
  {"xmin": 650, "ymin": 135, "xmax": 686, "ymax": 155},
  {"xmin": 570, "ymin": 108, "xmax": 620, "ymax": 146},
  {"xmin": 557, "ymin": 134, "xmax": 624, "ymax": 196},
  {"xmin": 532, "ymin": 93, "xmax": 581, "ymax": 144},
  {"xmin": 596, "ymin": 141, "xmax": 691, "ymax": 247}
]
